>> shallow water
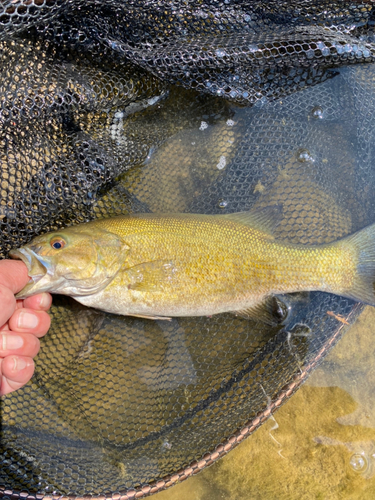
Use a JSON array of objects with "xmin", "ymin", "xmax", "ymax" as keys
[{"xmin": 154, "ymin": 307, "xmax": 375, "ymax": 500}]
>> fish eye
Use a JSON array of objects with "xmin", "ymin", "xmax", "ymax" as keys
[{"xmin": 50, "ymin": 237, "xmax": 66, "ymax": 250}]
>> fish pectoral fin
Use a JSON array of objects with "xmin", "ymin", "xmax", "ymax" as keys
[
  {"xmin": 128, "ymin": 313, "xmax": 172, "ymax": 321},
  {"xmin": 125, "ymin": 260, "xmax": 175, "ymax": 292},
  {"xmin": 232, "ymin": 296, "xmax": 288, "ymax": 325},
  {"xmin": 221, "ymin": 205, "xmax": 282, "ymax": 237}
]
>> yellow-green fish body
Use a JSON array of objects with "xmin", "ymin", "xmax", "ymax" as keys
[{"xmin": 10, "ymin": 212, "xmax": 375, "ymax": 320}]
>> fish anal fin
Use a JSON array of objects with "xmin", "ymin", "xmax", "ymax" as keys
[
  {"xmin": 125, "ymin": 260, "xmax": 175, "ymax": 293},
  {"xmin": 222, "ymin": 205, "xmax": 282, "ymax": 237},
  {"xmin": 233, "ymin": 296, "xmax": 288, "ymax": 325}
]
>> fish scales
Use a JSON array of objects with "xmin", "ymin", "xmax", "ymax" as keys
[
  {"xmin": 9, "ymin": 213, "xmax": 375, "ymax": 320},
  {"xmin": 91, "ymin": 215, "xmax": 351, "ymax": 312}
]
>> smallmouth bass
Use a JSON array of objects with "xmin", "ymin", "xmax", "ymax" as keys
[{"xmin": 9, "ymin": 212, "xmax": 375, "ymax": 321}]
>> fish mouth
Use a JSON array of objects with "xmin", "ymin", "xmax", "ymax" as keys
[{"xmin": 9, "ymin": 248, "xmax": 51, "ymax": 299}]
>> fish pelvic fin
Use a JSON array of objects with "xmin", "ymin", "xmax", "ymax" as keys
[
  {"xmin": 341, "ymin": 222, "xmax": 375, "ymax": 306},
  {"xmin": 128, "ymin": 313, "xmax": 172, "ymax": 321}
]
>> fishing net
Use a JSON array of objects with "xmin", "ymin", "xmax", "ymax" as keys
[{"xmin": 1, "ymin": 0, "xmax": 375, "ymax": 498}]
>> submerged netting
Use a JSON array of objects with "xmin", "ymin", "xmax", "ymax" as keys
[{"xmin": 1, "ymin": 1, "xmax": 375, "ymax": 498}]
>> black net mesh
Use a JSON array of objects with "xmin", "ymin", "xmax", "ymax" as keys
[{"xmin": 1, "ymin": 1, "xmax": 375, "ymax": 498}]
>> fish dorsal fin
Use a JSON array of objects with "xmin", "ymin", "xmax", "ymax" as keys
[
  {"xmin": 221, "ymin": 205, "xmax": 281, "ymax": 237},
  {"xmin": 233, "ymin": 296, "xmax": 288, "ymax": 326},
  {"xmin": 125, "ymin": 259, "xmax": 175, "ymax": 293}
]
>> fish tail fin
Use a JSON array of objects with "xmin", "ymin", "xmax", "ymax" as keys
[{"xmin": 342, "ymin": 222, "xmax": 375, "ymax": 306}]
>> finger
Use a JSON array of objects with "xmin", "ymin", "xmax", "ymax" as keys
[
  {"xmin": 0, "ymin": 260, "xmax": 30, "ymax": 294},
  {"xmin": 23, "ymin": 293, "xmax": 52, "ymax": 312},
  {"xmin": 0, "ymin": 283, "xmax": 17, "ymax": 326},
  {"xmin": 8, "ymin": 309, "xmax": 51, "ymax": 338},
  {"xmin": 0, "ymin": 356, "xmax": 34, "ymax": 396},
  {"xmin": 0, "ymin": 332, "xmax": 40, "ymax": 358}
]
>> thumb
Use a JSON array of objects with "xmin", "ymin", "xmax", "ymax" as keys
[{"xmin": 0, "ymin": 260, "xmax": 30, "ymax": 294}]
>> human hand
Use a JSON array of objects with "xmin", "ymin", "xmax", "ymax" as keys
[{"xmin": 0, "ymin": 259, "xmax": 52, "ymax": 396}]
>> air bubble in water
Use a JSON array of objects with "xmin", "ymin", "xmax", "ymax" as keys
[
  {"xmin": 336, "ymin": 44, "xmax": 344, "ymax": 55},
  {"xmin": 306, "ymin": 48, "xmax": 315, "ymax": 59},
  {"xmin": 162, "ymin": 440, "xmax": 172, "ymax": 450},
  {"xmin": 363, "ymin": 48, "xmax": 371, "ymax": 58},
  {"xmin": 216, "ymin": 49, "xmax": 226, "ymax": 58},
  {"xmin": 144, "ymin": 146, "xmax": 156, "ymax": 165},
  {"xmin": 311, "ymin": 106, "xmax": 324, "ymax": 119},
  {"xmin": 216, "ymin": 155, "xmax": 226, "ymax": 170},
  {"xmin": 317, "ymin": 42, "xmax": 330, "ymax": 57},
  {"xmin": 218, "ymin": 199, "xmax": 228, "ymax": 209},
  {"xmin": 350, "ymin": 453, "xmax": 367, "ymax": 473},
  {"xmin": 296, "ymin": 148, "xmax": 314, "ymax": 163}
]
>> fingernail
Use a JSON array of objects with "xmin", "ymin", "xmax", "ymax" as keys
[
  {"xmin": 38, "ymin": 293, "xmax": 50, "ymax": 309},
  {"xmin": 17, "ymin": 311, "xmax": 38, "ymax": 329},
  {"xmin": 12, "ymin": 356, "xmax": 27, "ymax": 372},
  {"xmin": 2, "ymin": 334, "xmax": 24, "ymax": 351}
]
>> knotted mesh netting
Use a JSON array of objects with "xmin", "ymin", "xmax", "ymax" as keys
[{"xmin": 1, "ymin": 1, "xmax": 375, "ymax": 498}]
